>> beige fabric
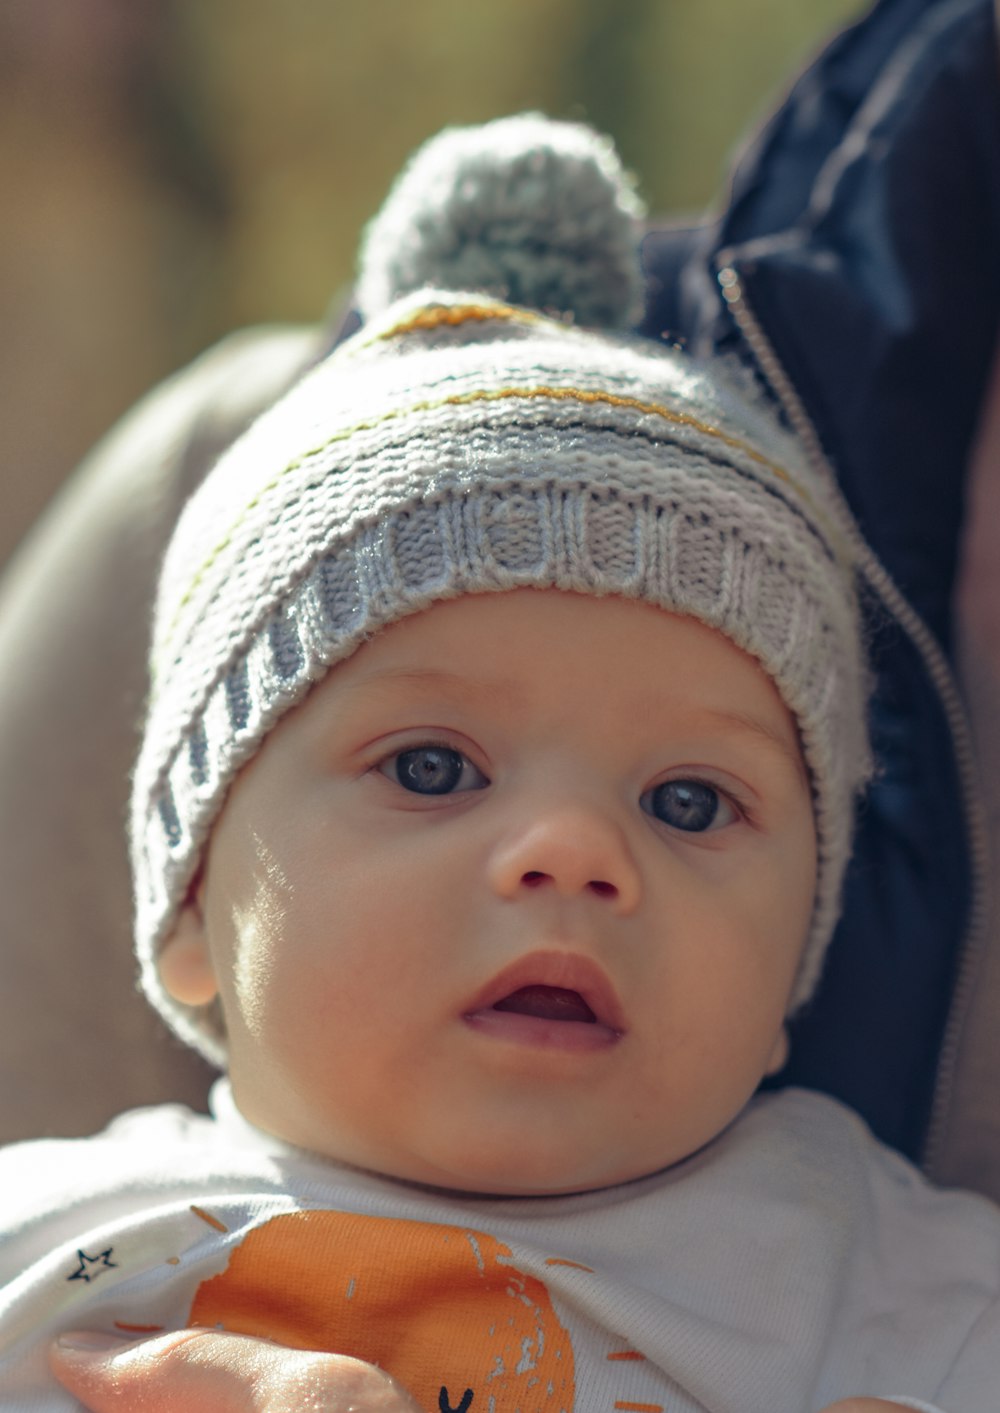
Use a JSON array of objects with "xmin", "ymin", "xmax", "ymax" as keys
[{"xmin": 0, "ymin": 325, "xmax": 322, "ymax": 1143}]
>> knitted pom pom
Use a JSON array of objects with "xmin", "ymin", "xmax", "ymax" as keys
[{"xmin": 357, "ymin": 113, "xmax": 646, "ymax": 329}]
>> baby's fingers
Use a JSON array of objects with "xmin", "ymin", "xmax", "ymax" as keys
[
  {"xmin": 50, "ymin": 1328, "xmax": 424, "ymax": 1412},
  {"xmin": 819, "ymin": 1402, "xmax": 932, "ymax": 1412}
]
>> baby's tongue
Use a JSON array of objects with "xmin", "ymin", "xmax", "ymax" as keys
[{"xmin": 492, "ymin": 986, "xmax": 596, "ymax": 1024}]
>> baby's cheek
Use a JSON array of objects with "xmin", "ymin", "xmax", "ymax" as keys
[{"xmin": 227, "ymin": 889, "xmax": 295, "ymax": 1043}]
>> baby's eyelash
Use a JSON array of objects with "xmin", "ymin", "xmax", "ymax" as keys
[
  {"xmin": 639, "ymin": 777, "xmax": 750, "ymax": 834},
  {"xmin": 376, "ymin": 743, "xmax": 489, "ymax": 797},
  {"xmin": 369, "ymin": 743, "xmax": 754, "ymax": 830}
]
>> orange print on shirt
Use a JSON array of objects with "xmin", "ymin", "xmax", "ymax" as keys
[{"xmin": 190, "ymin": 1210, "xmax": 576, "ymax": 1412}]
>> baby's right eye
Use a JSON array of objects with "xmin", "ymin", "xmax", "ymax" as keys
[{"xmin": 380, "ymin": 745, "xmax": 488, "ymax": 796}]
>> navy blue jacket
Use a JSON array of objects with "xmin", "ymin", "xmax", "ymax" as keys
[{"xmin": 640, "ymin": 0, "xmax": 1000, "ymax": 1162}]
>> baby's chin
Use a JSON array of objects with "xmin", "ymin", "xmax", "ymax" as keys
[
  {"xmin": 232, "ymin": 1082, "xmax": 700, "ymax": 1197},
  {"xmin": 342, "ymin": 1133, "xmax": 679, "ymax": 1199}
]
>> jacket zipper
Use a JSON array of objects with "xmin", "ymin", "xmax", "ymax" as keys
[{"xmin": 715, "ymin": 259, "xmax": 992, "ymax": 1178}]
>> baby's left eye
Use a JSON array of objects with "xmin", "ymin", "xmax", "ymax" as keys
[
  {"xmin": 640, "ymin": 779, "xmax": 737, "ymax": 833},
  {"xmin": 380, "ymin": 744, "xmax": 488, "ymax": 796}
]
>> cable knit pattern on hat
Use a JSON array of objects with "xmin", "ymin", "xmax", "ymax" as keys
[{"xmin": 132, "ymin": 118, "xmax": 871, "ymax": 1064}]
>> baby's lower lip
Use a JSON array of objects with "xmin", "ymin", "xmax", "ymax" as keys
[{"xmin": 462, "ymin": 1007, "xmax": 622, "ymax": 1052}]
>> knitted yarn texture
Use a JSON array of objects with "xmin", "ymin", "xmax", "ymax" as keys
[
  {"xmin": 132, "ymin": 118, "xmax": 871, "ymax": 1064},
  {"xmin": 356, "ymin": 112, "xmax": 645, "ymax": 329}
]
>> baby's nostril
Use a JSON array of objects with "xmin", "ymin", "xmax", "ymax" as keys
[{"xmin": 520, "ymin": 873, "xmax": 617, "ymax": 895}]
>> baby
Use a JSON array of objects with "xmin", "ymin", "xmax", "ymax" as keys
[{"xmin": 1, "ymin": 116, "xmax": 997, "ymax": 1413}]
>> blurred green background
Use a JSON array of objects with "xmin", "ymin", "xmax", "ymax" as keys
[{"xmin": 0, "ymin": 0, "xmax": 859, "ymax": 567}]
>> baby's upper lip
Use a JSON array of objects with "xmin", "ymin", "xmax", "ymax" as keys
[{"xmin": 463, "ymin": 951, "xmax": 627, "ymax": 1034}]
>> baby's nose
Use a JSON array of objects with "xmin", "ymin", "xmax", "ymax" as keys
[{"xmin": 487, "ymin": 803, "xmax": 641, "ymax": 914}]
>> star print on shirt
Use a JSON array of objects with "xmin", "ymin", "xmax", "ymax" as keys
[{"xmin": 67, "ymin": 1249, "xmax": 117, "ymax": 1284}]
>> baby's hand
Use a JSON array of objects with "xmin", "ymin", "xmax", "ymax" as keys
[
  {"xmin": 50, "ymin": 1328, "xmax": 424, "ymax": 1411},
  {"xmin": 819, "ymin": 1402, "xmax": 926, "ymax": 1412}
]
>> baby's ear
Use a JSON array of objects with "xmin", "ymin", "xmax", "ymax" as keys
[
  {"xmin": 765, "ymin": 1025, "xmax": 790, "ymax": 1077},
  {"xmin": 158, "ymin": 884, "xmax": 219, "ymax": 1007}
]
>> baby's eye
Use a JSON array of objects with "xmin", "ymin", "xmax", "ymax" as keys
[
  {"xmin": 381, "ymin": 745, "xmax": 488, "ymax": 796},
  {"xmin": 640, "ymin": 779, "xmax": 736, "ymax": 833}
]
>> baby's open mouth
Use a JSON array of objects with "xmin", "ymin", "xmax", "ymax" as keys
[
  {"xmin": 491, "ymin": 985, "xmax": 597, "ymax": 1024},
  {"xmin": 463, "ymin": 957, "xmax": 623, "ymax": 1052}
]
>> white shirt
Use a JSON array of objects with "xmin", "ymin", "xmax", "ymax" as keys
[{"xmin": 0, "ymin": 1085, "xmax": 994, "ymax": 1412}]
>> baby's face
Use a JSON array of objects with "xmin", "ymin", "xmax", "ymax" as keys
[{"xmin": 162, "ymin": 589, "xmax": 816, "ymax": 1194}]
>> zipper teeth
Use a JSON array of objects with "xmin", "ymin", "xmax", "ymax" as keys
[{"xmin": 717, "ymin": 263, "xmax": 993, "ymax": 1177}]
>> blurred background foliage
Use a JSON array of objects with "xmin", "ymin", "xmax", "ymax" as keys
[{"xmin": 0, "ymin": 0, "xmax": 859, "ymax": 567}]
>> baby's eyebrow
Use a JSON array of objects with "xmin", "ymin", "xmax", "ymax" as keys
[
  {"xmin": 338, "ymin": 670, "xmax": 807, "ymax": 781},
  {"xmin": 338, "ymin": 666, "xmax": 517, "ymax": 708},
  {"xmin": 697, "ymin": 707, "xmax": 808, "ymax": 785}
]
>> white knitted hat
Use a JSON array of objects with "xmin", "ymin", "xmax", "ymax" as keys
[{"xmin": 132, "ymin": 115, "xmax": 871, "ymax": 1065}]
